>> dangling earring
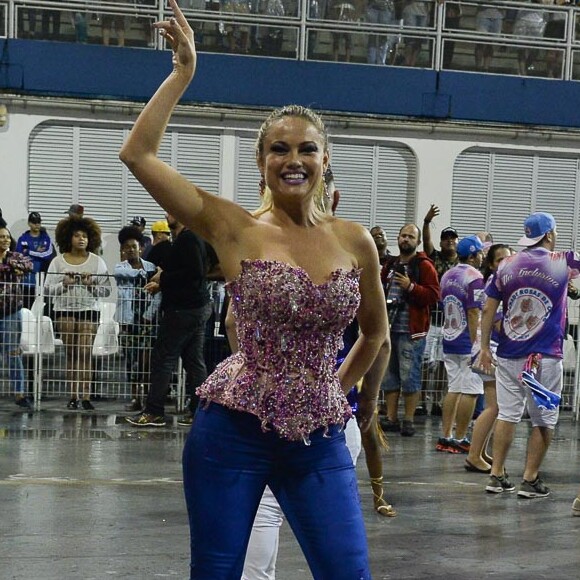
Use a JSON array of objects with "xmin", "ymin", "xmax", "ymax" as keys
[
  {"xmin": 259, "ymin": 176, "xmax": 266, "ymax": 197},
  {"xmin": 323, "ymin": 178, "xmax": 330, "ymax": 200}
]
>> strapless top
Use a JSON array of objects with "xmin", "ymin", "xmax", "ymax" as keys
[{"xmin": 197, "ymin": 259, "xmax": 361, "ymax": 442}]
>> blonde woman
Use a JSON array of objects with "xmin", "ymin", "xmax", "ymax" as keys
[{"xmin": 119, "ymin": 1, "xmax": 387, "ymax": 576}]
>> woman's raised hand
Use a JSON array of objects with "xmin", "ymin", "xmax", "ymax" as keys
[{"xmin": 154, "ymin": 0, "xmax": 197, "ymax": 79}]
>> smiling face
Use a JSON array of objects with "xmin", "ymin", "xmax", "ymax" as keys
[
  {"xmin": 370, "ymin": 227, "xmax": 387, "ymax": 252},
  {"xmin": 0, "ymin": 228, "xmax": 11, "ymax": 253},
  {"xmin": 257, "ymin": 116, "xmax": 328, "ymax": 205}
]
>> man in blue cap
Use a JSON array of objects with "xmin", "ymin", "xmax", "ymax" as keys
[
  {"xmin": 479, "ymin": 212, "xmax": 580, "ymax": 500},
  {"xmin": 436, "ymin": 235, "xmax": 485, "ymax": 454}
]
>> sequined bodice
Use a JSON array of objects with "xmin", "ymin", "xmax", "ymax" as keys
[{"xmin": 197, "ymin": 260, "xmax": 361, "ymax": 441}]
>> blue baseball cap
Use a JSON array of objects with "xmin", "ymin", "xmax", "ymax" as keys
[
  {"xmin": 518, "ymin": 212, "xmax": 556, "ymax": 247},
  {"xmin": 457, "ymin": 235, "xmax": 484, "ymax": 258}
]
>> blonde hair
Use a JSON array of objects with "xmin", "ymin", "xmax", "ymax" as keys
[
  {"xmin": 253, "ymin": 105, "xmax": 329, "ymax": 223},
  {"xmin": 255, "ymin": 104, "xmax": 328, "ymax": 159}
]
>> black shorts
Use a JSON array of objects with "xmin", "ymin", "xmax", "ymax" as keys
[{"xmin": 54, "ymin": 310, "xmax": 100, "ymax": 324}]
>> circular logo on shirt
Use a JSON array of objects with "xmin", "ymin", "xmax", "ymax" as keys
[
  {"xmin": 505, "ymin": 288, "xmax": 552, "ymax": 341},
  {"xmin": 442, "ymin": 295, "xmax": 467, "ymax": 341}
]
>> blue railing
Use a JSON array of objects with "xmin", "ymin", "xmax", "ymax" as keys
[{"xmin": 2, "ymin": 0, "xmax": 580, "ymax": 79}]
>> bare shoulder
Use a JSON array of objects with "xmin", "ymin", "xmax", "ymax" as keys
[
  {"xmin": 330, "ymin": 218, "xmax": 376, "ymax": 267},
  {"xmin": 330, "ymin": 216, "xmax": 369, "ymax": 240}
]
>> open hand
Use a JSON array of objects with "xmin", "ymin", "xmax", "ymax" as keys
[
  {"xmin": 424, "ymin": 204, "xmax": 440, "ymax": 223},
  {"xmin": 154, "ymin": 0, "xmax": 197, "ymax": 78}
]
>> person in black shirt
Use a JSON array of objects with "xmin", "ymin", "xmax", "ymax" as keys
[
  {"xmin": 126, "ymin": 212, "xmax": 213, "ymax": 427},
  {"xmin": 370, "ymin": 225, "xmax": 391, "ymax": 266},
  {"xmin": 142, "ymin": 219, "xmax": 171, "ymax": 263}
]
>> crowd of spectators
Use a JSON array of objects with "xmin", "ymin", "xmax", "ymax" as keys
[
  {"xmin": 7, "ymin": 0, "xmax": 578, "ymax": 75},
  {"xmin": 0, "ymin": 207, "xmax": 210, "ymax": 414},
  {"xmin": 370, "ymin": 204, "xmax": 580, "ymax": 511}
]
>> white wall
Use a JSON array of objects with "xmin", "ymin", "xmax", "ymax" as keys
[
  {"xmin": 4, "ymin": 96, "xmax": 580, "ymax": 271},
  {"xmin": 0, "ymin": 111, "xmax": 50, "ymax": 232}
]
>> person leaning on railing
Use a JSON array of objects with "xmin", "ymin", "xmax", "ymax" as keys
[
  {"xmin": 0, "ymin": 225, "xmax": 33, "ymax": 409},
  {"xmin": 329, "ymin": 0, "xmax": 363, "ymax": 62},
  {"xmin": 44, "ymin": 216, "xmax": 111, "ymax": 411},
  {"xmin": 474, "ymin": 0, "xmax": 505, "ymax": 72},
  {"xmin": 513, "ymin": 0, "xmax": 549, "ymax": 76},
  {"xmin": 402, "ymin": 0, "xmax": 431, "ymax": 67},
  {"xmin": 114, "ymin": 225, "xmax": 160, "ymax": 412}
]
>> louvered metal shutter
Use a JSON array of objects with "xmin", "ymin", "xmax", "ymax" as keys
[
  {"xmin": 452, "ymin": 149, "xmax": 580, "ymax": 250},
  {"xmin": 176, "ymin": 131, "xmax": 222, "ymax": 194},
  {"xmin": 28, "ymin": 123, "xmax": 222, "ymax": 233},
  {"xmin": 490, "ymin": 154, "xmax": 534, "ymax": 246},
  {"xmin": 29, "ymin": 124, "xmax": 75, "ymax": 226},
  {"xmin": 234, "ymin": 134, "xmax": 262, "ymax": 212},
  {"xmin": 375, "ymin": 144, "xmax": 417, "ymax": 237},
  {"xmin": 329, "ymin": 141, "xmax": 375, "ymax": 226},
  {"xmin": 535, "ymin": 157, "xmax": 580, "ymax": 250},
  {"xmin": 451, "ymin": 150, "xmax": 491, "ymax": 239},
  {"xmin": 79, "ymin": 126, "xmax": 125, "ymax": 230},
  {"xmin": 330, "ymin": 141, "xmax": 417, "ymax": 242}
]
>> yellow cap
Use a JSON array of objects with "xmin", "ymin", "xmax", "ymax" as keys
[{"xmin": 151, "ymin": 220, "xmax": 170, "ymax": 233}]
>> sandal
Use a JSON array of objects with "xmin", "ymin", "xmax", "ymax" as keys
[
  {"xmin": 572, "ymin": 497, "xmax": 580, "ymax": 517},
  {"xmin": 370, "ymin": 476, "xmax": 397, "ymax": 517}
]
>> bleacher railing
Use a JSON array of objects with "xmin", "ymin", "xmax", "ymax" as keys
[{"xmin": 2, "ymin": 0, "xmax": 580, "ymax": 80}]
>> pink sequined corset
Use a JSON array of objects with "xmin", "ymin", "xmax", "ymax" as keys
[{"xmin": 197, "ymin": 259, "xmax": 361, "ymax": 442}]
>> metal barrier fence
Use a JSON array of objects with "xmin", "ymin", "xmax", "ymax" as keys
[
  {"xmin": 1, "ymin": 273, "xmax": 579, "ymax": 419},
  {"xmin": 2, "ymin": 0, "xmax": 580, "ymax": 79},
  {"xmin": 0, "ymin": 274, "xmax": 229, "ymax": 413}
]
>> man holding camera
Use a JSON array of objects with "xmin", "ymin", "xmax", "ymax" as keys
[{"xmin": 379, "ymin": 224, "xmax": 440, "ymax": 436}]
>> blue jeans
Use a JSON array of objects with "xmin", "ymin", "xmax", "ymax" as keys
[
  {"xmin": 382, "ymin": 332, "xmax": 426, "ymax": 393},
  {"xmin": 183, "ymin": 403, "xmax": 370, "ymax": 580},
  {"xmin": 0, "ymin": 310, "xmax": 24, "ymax": 395},
  {"xmin": 145, "ymin": 304, "xmax": 211, "ymax": 416}
]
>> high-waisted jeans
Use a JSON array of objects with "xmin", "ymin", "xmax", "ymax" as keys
[{"xmin": 183, "ymin": 402, "xmax": 371, "ymax": 580}]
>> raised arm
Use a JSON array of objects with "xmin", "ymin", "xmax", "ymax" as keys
[
  {"xmin": 119, "ymin": 0, "xmax": 252, "ymax": 254},
  {"xmin": 422, "ymin": 204, "xmax": 439, "ymax": 257}
]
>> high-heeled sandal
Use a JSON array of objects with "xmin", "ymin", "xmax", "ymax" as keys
[
  {"xmin": 572, "ymin": 496, "xmax": 580, "ymax": 517},
  {"xmin": 370, "ymin": 476, "xmax": 397, "ymax": 517}
]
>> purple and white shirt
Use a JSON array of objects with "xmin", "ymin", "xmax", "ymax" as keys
[
  {"xmin": 486, "ymin": 247, "xmax": 580, "ymax": 359},
  {"xmin": 440, "ymin": 264, "xmax": 485, "ymax": 355}
]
